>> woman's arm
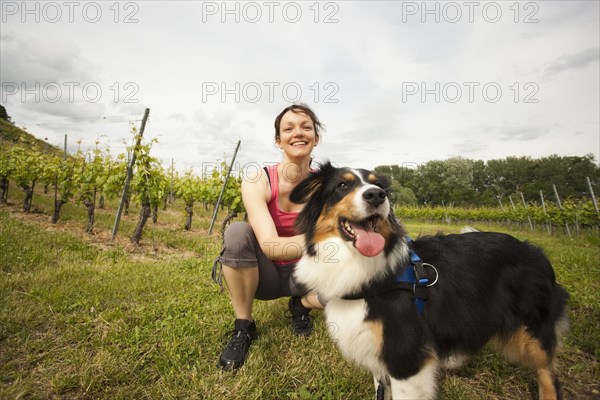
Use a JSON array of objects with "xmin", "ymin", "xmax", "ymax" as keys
[{"xmin": 241, "ymin": 169, "xmax": 305, "ymax": 261}]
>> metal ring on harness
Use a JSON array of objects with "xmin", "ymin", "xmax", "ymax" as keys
[{"xmin": 422, "ymin": 263, "xmax": 439, "ymax": 287}]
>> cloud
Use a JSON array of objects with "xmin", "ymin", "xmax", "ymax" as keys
[
  {"xmin": 1, "ymin": 1, "xmax": 598, "ymax": 171},
  {"xmin": 498, "ymin": 125, "xmax": 550, "ymax": 141},
  {"xmin": 22, "ymin": 99, "xmax": 106, "ymax": 124},
  {"xmin": 545, "ymin": 47, "xmax": 600, "ymax": 77},
  {"xmin": 453, "ymin": 140, "xmax": 488, "ymax": 156},
  {"xmin": 1, "ymin": 33, "xmax": 108, "ymax": 124},
  {"xmin": 0, "ymin": 33, "xmax": 97, "ymax": 84}
]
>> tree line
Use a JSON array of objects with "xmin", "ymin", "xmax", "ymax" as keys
[{"xmin": 374, "ymin": 155, "xmax": 600, "ymax": 206}]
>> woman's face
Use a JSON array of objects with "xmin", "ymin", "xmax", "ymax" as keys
[{"xmin": 277, "ymin": 110, "xmax": 318, "ymax": 159}]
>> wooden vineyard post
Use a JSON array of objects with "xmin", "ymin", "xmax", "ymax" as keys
[
  {"xmin": 519, "ymin": 191, "xmax": 534, "ymax": 231},
  {"xmin": 169, "ymin": 158, "xmax": 174, "ymax": 204},
  {"xmin": 586, "ymin": 176, "xmax": 600, "ymax": 235},
  {"xmin": 111, "ymin": 108, "xmax": 150, "ymax": 241},
  {"xmin": 209, "ymin": 140, "xmax": 241, "ymax": 235},
  {"xmin": 587, "ymin": 176, "xmax": 599, "ymax": 218},
  {"xmin": 553, "ymin": 184, "xmax": 571, "ymax": 237},
  {"xmin": 441, "ymin": 200, "xmax": 450, "ymax": 225},
  {"xmin": 52, "ymin": 134, "xmax": 68, "ymax": 223},
  {"xmin": 540, "ymin": 190, "xmax": 551, "ymax": 234},
  {"xmin": 509, "ymin": 195, "xmax": 517, "ymax": 229}
]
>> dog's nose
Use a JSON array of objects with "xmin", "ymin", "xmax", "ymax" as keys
[{"xmin": 363, "ymin": 187, "xmax": 386, "ymax": 207}]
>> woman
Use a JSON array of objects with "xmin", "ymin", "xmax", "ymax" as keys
[{"xmin": 213, "ymin": 104, "xmax": 325, "ymax": 371}]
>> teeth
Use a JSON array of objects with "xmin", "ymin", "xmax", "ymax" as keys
[
  {"xmin": 346, "ymin": 221, "xmax": 354, "ymax": 235},
  {"xmin": 343, "ymin": 220, "xmax": 355, "ymax": 236}
]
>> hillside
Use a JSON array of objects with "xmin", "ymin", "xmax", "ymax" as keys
[{"xmin": 0, "ymin": 119, "xmax": 62, "ymax": 157}]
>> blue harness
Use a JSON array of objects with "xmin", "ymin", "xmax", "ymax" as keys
[
  {"xmin": 396, "ymin": 238, "xmax": 435, "ymax": 315},
  {"xmin": 342, "ymin": 237, "xmax": 438, "ymax": 316}
]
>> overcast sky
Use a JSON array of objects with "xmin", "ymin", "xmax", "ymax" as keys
[{"xmin": 1, "ymin": 0, "xmax": 599, "ymax": 174}]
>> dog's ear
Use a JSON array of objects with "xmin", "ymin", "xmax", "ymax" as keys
[
  {"xmin": 291, "ymin": 172, "xmax": 323, "ymax": 237},
  {"xmin": 290, "ymin": 171, "xmax": 323, "ymax": 204},
  {"xmin": 376, "ymin": 174, "xmax": 392, "ymax": 192},
  {"xmin": 377, "ymin": 175, "xmax": 392, "ymax": 196},
  {"xmin": 290, "ymin": 161, "xmax": 334, "ymax": 204},
  {"xmin": 292, "ymin": 162, "xmax": 336, "ymax": 238}
]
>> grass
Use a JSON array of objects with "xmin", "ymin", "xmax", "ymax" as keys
[{"xmin": 1, "ymin": 187, "xmax": 599, "ymax": 399}]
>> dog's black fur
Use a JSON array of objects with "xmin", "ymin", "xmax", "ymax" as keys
[{"xmin": 291, "ymin": 162, "xmax": 569, "ymax": 399}]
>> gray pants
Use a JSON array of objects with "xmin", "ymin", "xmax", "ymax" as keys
[{"xmin": 212, "ymin": 222, "xmax": 307, "ymax": 300}]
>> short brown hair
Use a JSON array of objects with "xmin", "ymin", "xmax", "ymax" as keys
[{"xmin": 274, "ymin": 103, "xmax": 324, "ymax": 142}]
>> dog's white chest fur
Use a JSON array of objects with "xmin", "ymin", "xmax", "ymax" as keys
[
  {"xmin": 295, "ymin": 238, "xmax": 390, "ymax": 300},
  {"xmin": 325, "ymin": 298, "xmax": 387, "ymax": 379}
]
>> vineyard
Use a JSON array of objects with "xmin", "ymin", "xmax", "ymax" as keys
[
  {"xmin": 0, "ymin": 119, "xmax": 244, "ymax": 242},
  {"xmin": 396, "ymin": 199, "xmax": 600, "ymax": 235},
  {"xmin": 2, "ymin": 117, "xmax": 599, "ymax": 239},
  {"xmin": 1, "ymin": 117, "xmax": 599, "ymax": 399}
]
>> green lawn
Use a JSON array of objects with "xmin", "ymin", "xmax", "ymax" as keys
[{"xmin": 1, "ymin": 190, "xmax": 598, "ymax": 399}]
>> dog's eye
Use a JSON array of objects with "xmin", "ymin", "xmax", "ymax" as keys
[{"xmin": 338, "ymin": 181, "xmax": 349, "ymax": 190}]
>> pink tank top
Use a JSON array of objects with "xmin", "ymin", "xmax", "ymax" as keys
[{"xmin": 265, "ymin": 164, "xmax": 300, "ymax": 265}]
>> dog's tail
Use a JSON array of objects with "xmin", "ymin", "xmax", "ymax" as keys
[{"xmin": 460, "ymin": 226, "xmax": 480, "ymax": 233}]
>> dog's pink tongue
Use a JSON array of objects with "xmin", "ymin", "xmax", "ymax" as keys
[{"xmin": 352, "ymin": 225, "xmax": 385, "ymax": 257}]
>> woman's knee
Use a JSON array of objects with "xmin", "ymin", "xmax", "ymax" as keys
[
  {"xmin": 224, "ymin": 222, "xmax": 254, "ymax": 244},
  {"xmin": 221, "ymin": 222, "xmax": 258, "ymax": 268}
]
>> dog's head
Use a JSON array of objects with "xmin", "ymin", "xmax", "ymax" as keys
[{"xmin": 291, "ymin": 161, "xmax": 403, "ymax": 259}]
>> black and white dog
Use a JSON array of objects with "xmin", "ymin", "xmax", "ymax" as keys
[{"xmin": 290, "ymin": 162, "xmax": 569, "ymax": 400}]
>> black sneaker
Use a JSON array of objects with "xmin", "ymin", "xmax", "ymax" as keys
[
  {"xmin": 218, "ymin": 319, "xmax": 257, "ymax": 371},
  {"xmin": 288, "ymin": 296, "xmax": 313, "ymax": 337}
]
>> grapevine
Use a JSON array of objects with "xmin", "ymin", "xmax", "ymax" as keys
[
  {"xmin": 175, "ymin": 169, "xmax": 203, "ymax": 231},
  {"xmin": 395, "ymin": 199, "xmax": 599, "ymax": 232}
]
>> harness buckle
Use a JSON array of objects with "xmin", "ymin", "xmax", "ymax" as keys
[{"xmin": 423, "ymin": 263, "xmax": 439, "ymax": 287}]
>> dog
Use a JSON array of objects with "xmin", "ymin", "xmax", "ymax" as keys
[{"xmin": 290, "ymin": 162, "xmax": 569, "ymax": 400}]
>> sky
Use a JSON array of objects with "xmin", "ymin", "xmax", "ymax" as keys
[{"xmin": 1, "ymin": 0, "xmax": 599, "ymax": 176}]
